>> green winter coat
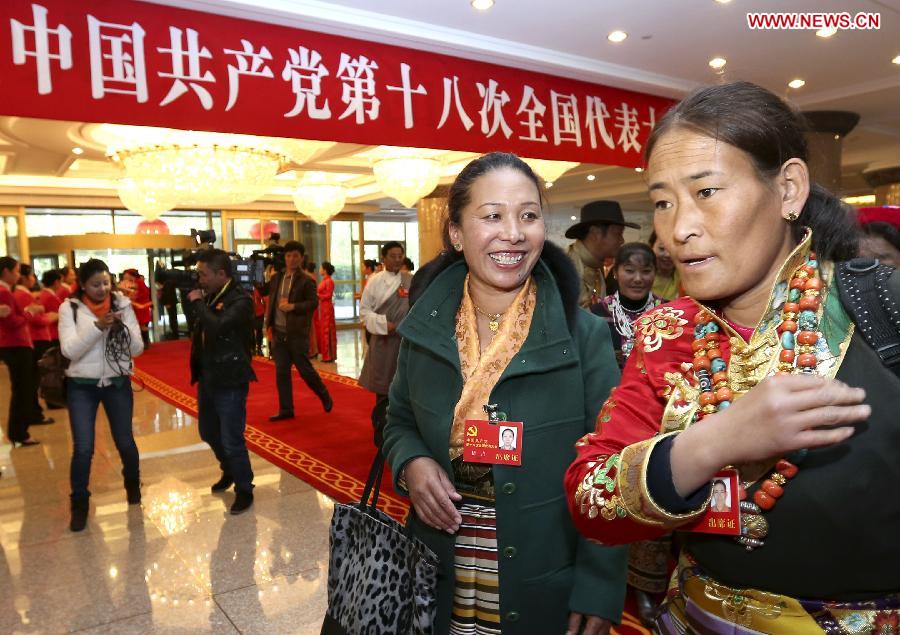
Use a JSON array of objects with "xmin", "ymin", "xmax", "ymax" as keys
[{"xmin": 383, "ymin": 257, "xmax": 627, "ymax": 635}]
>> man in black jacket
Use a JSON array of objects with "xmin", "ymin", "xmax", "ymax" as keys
[
  {"xmin": 264, "ymin": 241, "xmax": 332, "ymax": 421},
  {"xmin": 188, "ymin": 249, "xmax": 257, "ymax": 514}
]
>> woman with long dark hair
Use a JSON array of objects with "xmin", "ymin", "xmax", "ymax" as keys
[
  {"xmin": 383, "ymin": 152, "xmax": 626, "ymax": 634},
  {"xmin": 59, "ymin": 259, "xmax": 144, "ymax": 532},
  {"xmin": 566, "ymin": 81, "xmax": 898, "ymax": 632}
]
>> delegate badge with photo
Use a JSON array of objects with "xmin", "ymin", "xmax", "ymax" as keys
[
  {"xmin": 462, "ymin": 420, "xmax": 523, "ymax": 466},
  {"xmin": 682, "ymin": 469, "xmax": 741, "ymax": 536}
]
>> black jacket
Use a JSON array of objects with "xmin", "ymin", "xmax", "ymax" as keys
[
  {"xmin": 262, "ymin": 270, "xmax": 318, "ymax": 339},
  {"xmin": 190, "ymin": 281, "xmax": 257, "ymax": 387}
]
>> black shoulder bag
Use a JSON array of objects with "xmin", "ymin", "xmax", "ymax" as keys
[
  {"xmin": 835, "ymin": 259, "xmax": 900, "ymax": 377},
  {"xmin": 37, "ymin": 301, "xmax": 77, "ymax": 404}
]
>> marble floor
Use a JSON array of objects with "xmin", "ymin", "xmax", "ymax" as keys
[{"xmin": 0, "ymin": 329, "xmax": 368, "ymax": 634}]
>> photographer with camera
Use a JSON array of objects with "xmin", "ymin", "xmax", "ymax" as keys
[
  {"xmin": 188, "ymin": 249, "xmax": 257, "ymax": 515},
  {"xmin": 263, "ymin": 241, "xmax": 332, "ymax": 421},
  {"xmin": 59, "ymin": 259, "xmax": 144, "ymax": 531}
]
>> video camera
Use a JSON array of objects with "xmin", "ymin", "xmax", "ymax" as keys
[{"xmin": 155, "ymin": 229, "xmax": 267, "ymax": 293}]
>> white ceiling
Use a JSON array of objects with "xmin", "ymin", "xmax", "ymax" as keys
[{"xmin": 0, "ymin": 0, "xmax": 897, "ymax": 222}]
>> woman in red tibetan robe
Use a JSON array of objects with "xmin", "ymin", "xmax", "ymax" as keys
[
  {"xmin": 566, "ymin": 81, "xmax": 900, "ymax": 633},
  {"xmin": 314, "ymin": 261, "xmax": 337, "ymax": 362}
]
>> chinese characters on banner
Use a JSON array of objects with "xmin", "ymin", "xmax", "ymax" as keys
[{"xmin": 1, "ymin": 0, "xmax": 674, "ymax": 168}]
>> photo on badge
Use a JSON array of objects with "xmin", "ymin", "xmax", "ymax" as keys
[{"xmin": 498, "ymin": 426, "xmax": 517, "ymax": 451}]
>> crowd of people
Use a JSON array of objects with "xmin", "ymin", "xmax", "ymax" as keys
[{"xmin": 1, "ymin": 79, "xmax": 898, "ymax": 633}]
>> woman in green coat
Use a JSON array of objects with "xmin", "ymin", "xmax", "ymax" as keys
[{"xmin": 383, "ymin": 152, "xmax": 627, "ymax": 635}]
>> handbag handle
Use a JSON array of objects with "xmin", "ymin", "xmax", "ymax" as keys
[
  {"xmin": 360, "ymin": 451, "xmax": 424, "ymax": 540},
  {"xmin": 359, "ymin": 450, "xmax": 386, "ymax": 513}
]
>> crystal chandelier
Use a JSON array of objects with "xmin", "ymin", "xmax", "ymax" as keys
[
  {"xmin": 117, "ymin": 177, "xmax": 177, "ymax": 220},
  {"xmin": 96, "ymin": 125, "xmax": 330, "ymax": 213},
  {"xmin": 292, "ymin": 172, "xmax": 347, "ymax": 225},
  {"xmin": 521, "ymin": 157, "xmax": 579, "ymax": 184},
  {"xmin": 373, "ymin": 156, "xmax": 441, "ymax": 208},
  {"xmin": 113, "ymin": 143, "xmax": 283, "ymax": 208}
]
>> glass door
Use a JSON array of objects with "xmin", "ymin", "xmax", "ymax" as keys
[{"xmin": 0, "ymin": 206, "xmax": 26, "ymax": 260}]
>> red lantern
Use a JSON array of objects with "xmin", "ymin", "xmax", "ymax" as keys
[
  {"xmin": 250, "ymin": 221, "xmax": 278, "ymax": 240},
  {"xmin": 136, "ymin": 219, "xmax": 171, "ymax": 235}
]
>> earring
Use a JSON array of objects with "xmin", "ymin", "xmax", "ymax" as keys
[
  {"xmin": 453, "ymin": 242, "xmax": 462, "ymax": 252},
  {"xmin": 784, "ymin": 209, "xmax": 800, "ymax": 222}
]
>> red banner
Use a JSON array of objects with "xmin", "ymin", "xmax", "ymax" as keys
[{"xmin": 0, "ymin": 0, "xmax": 674, "ymax": 168}]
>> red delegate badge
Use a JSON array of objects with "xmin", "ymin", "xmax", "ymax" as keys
[
  {"xmin": 462, "ymin": 420, "xmax": 523, "ymax": 466},
  {"xmin": 682, "ymin": 469, "xmax": 741, "ymax": 536}
]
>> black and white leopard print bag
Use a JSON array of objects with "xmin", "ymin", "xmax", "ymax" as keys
[{"xmin": 323, "ymin": 452, "xmax": 439, "ymax": 635}]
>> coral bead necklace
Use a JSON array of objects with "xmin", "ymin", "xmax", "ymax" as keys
[{"xmin": 691, "ymin": 252, "xmax": 822, "ymax": 550}]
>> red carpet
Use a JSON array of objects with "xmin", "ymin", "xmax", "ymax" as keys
[
  {"xmin": 134, "ymin": 340, "xmax": 647, "ymax": 634},
  {"xmin": 133, "ymin": 339, "xmax": 409, "ymax": 522}
]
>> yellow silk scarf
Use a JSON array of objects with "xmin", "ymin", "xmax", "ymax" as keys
[{"xmin": 449, "ymin": 275, "xmax": 536, "ymax": 461}]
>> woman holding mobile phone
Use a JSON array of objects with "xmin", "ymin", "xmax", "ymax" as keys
[{"xmin": 58, "ymin": 259, "xmax": 144, "ymax": 532}]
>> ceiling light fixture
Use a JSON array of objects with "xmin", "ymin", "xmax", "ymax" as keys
[
  {"xmin": 842, "ymin": 194, "xmax": 876, "ymax": 206},
  {"xmin": 521, "ymin": 158, "xmax": 578, "ymax": 183},
  {"xmin": 373, "ymin": 155, "xmax": 441, "ymax": 207},
  {"xmin": 788, "ymin": 79, "xmax": 806, "ymax": 89},
  {"xmin": 607, "ymin": 30, "xmax": 628, "ymax": 43},
  {"xmin": 816, "ymin": 26, "xmax": 837, "ymax": 38},
  {"xmin": 708, "ymin": 57, "xmax": 727, "ymax": 70},
  {"xmin": 635, "ymin": 167, "xmax": 644, "ymax": 173},
  {"xmin": 471, "ymin": 0, "xmax": 494, "ymax": 10},
  {"xmin": 714, "ymin": 0, "xmax": 732, "ymax": 4},
  {"xmin": 72, "ymin": 147, "xmax": 84, "ymax": 155},
  {"xmin": 545, "ymin": 182, "xmax": 554, "ymax": 188},
  {"xmin": 586, "ymin": 174, "xmax": 596, "ymax": 181},
  {"xmin": 292, "ymin": 172, "xmax": 347, "ymax": 225},
  {"xmin": 893, "ymin": 55, "xmax": 900, "ymax": 65},
  {"xmin": 117, "ymin": 177, "xmax": 177, "ymax": 220},
  {"xmin": 97, "ymin": 124, "xmax": 328, "ymax": 215},
  {"xmin": 570, "ymin": 215, "xmax": 577, "ymax": 221}
]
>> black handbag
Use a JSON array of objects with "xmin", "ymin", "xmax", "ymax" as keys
[
  {"xmin": 37, "ymin": 345, "xmax": 69, "ymax": 405},
  {"xmin": 321, "ymin": 452, "xmax": 439, "ymax": 635},
  {"xmin": 37, "ymin": 301, "xmax": 77, "ymax": 406}
]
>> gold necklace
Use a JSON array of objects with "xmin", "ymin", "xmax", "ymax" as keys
[{"xmin": 473, "ymin": 303, "xmax": 506, "ymax": 333}]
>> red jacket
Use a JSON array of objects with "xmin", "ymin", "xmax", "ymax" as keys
[
  {"xmin": 565, "ymin": 297, "xmax": 716, "ymax": 544},
  {"xmin": 16, "ymin": 287, "xmax": 50, "ymax": 342},
  {"xmin": 0, "ymin": 283, "xmax": 33, "ymax": 348},
  {"xmin": 129, "ymin": 278, "xmax": 153, "ymax": 325},
  {"xmin": 38, "ymin": 288, "xmax": 62, "ymax": 341},
  {"xmin": 252, "ymin": 287, "xmax": 266, "ymax": 318}
]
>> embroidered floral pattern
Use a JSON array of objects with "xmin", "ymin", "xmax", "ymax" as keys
[
  {"xmin": 595, "ymin": 397, "xmax": 616, "ymax": 434},
  {"xmin": 634, "ymin": 306, "xmax": 688, "ymax": 353},
  {"xmin": 574, "ymin": 454, "xmax": 627, "ymax": 521}
]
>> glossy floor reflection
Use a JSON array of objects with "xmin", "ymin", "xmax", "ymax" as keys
[{"xmin": 0, "ymin": 329, "xmax": 368, "ymax": 634}]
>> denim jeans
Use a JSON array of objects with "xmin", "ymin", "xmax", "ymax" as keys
[
  {"xmin": 67, "ymin": 379, "xmax": 139, "ymax": 500},
  {"xmin": 197, "ymin": 379, "xmax": 253, "ymax": 494}
]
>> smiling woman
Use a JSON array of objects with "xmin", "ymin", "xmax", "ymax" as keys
[
  {"xmin": 383, "ymin": 152, "xmax": 627, "ymax": 635},
  {"xmin": 565, "ymin": 81, "xmax": 900, "ymax": 634}
]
